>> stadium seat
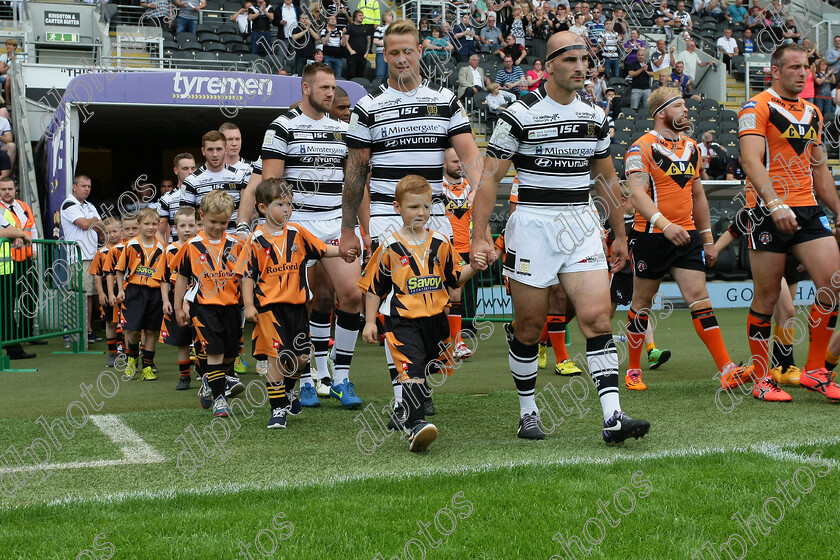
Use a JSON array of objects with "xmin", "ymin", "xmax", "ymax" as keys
[
  {"xmin": 229, "ymin": 42, "xmax": 249, "ymax": 54},
  {"xmin": 614, "ymin": 158, "xmax": 625, "ymax": 180},
  {"xmin": 370, "ymin": 78, "xmax": 384, "ymax": 90},
  {"xmin": 719, "ymin": 109, "xmax": 737, "ymax": 121},
  {"xmin": 720, "ymin": 120, "xmax": 738, "ymax": 134},
  {"xmin": 610, "ymin": 143, "xmax": 625, "ymax": 159},
  {"xmin": 197, "ymin": 22, "xmax": 218, "ymax": 34},
  {"xmin": 239, "ymin": 53, "xmax": 262, "ymax": 65},
  {"xmin": 619, "ymin": 107, "xmax": 636, "ymax": 120},
  {"xmin": 176, "ymin": 32, "xmax": 199, "ymax": 44},
  {"xmin": 223, "ymin": 1, "xmax": 241, "ymax": 12},
  {"xmin": 351, "ymin": 77, "xmax": 371, "ymax": 89},
  {"xmin": 163, "ymin": 39, "xmax": 179, "ymax": 51},
  {"xmin": 203, "ymin": 41, "xmax": 226, "ymax": 52},
  {"xmin": 700, "ymin": 98, "xmax": 720, "ymax": 111},
  {"xmin": 217, "ymin": 52, "xmax": 239, "ymax": 64},
  {"xmin": 204, "ymin": 0, "xmax": 223, "ymax": 10},
  {"xmin": 698, "ymin": 121, "xmax": 718, "ymax": 134},
  {"xmin": 685, "ymin": 98, "xmax": 700, "ymax": 111},
  {"xmin": 614, "ymin": 131, "xmax": 633, "ymax": 146},
  {"xmin": 608, "ymin": 76, "xmax": 625, "ymax": 87},
  {"xmin": 698, "ymin": 109, "xmax": 719, "ymax": 122},
  {"xmin": 219, "ymin": 32, "xmax": 243, "ymax": 44},
  {"xmin": 715, "ymin": 244, "xmax": 749, "ymax": 281},
  {"xmin": 615, "ymin": 118, "xmax": 634, "ymax": 133},
  {"xmin": 610, "ymin": 84, "xmax": 626, "ymax": 97},
  {"xmin": 636, "ymin": 119, "xmax": 654, "ymax": 132},
  {"xmin": 198, "ymin": 32, "xmax": 221, "ymax": 43},
  {"xmin": 719, "ymin": 133, "xmax": 738, "ymax": 150},
  {"xmin": 195, "ymin": 51, "xmax": 219, "ymax": 66}
]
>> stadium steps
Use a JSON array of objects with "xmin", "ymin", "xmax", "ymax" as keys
[{"xmin": 725, "ymin": 75, "xmax": 745, "ymax": 106}]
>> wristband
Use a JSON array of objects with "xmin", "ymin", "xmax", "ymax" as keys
[
  {"xmin": 649, "ymin": 211, "xmax": 662, "ymax": 227},
  {"xmin": 236, "ymin": 222, "xmax": 252, "ymax": 235},
  {"xmin": 662, "ymin": 222, "xmax": 672, "ymax": 233},
  {"xmin": 703, "ymin": 242, "xmax": 714, "ymax": 245},
  {"xmin": 699, "ymin": 228, "xmax": 711, "ymax": 234}
]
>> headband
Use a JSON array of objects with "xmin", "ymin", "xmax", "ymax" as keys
[
  {"xmin": 545, "ymin": 43, "xmax": 587, "ymax": 63},
  {"xmin": 652, "ymin": 95, "xmax": 681, "ymax": 118}
]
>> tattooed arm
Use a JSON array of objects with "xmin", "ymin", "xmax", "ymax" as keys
[{"xmin": 340, "ymin": 146, "xmax": 371, "ymax": 262}]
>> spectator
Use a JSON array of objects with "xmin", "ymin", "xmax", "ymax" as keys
[
  {"xmin": 599, "ymin": 86, "xmax": 621, "ymax": 121},
  {"xmin": 727, "ymin": 0, "xmax": 747, "ymax": 24},
  {"xmin": 814, "ymin": 59, "xmax": 836, "ymax": 119},
  {"xmin": 506, "ymin": 5, "xmax": 530, "ymax": 46},
  {"xmin": 716, "ymin": 28, "xmax": 738, "ymax": 71},
  {"xmin": 550, "ymin": 5, "xmax": 572, "ymax": 34},
  {"xmin": 485, "ymin": 82, "xmax": 517, "ymax": 125},
  {"xmin": 309, "ymin": 3, "xmax": 325, "ymax": 31},
  {"xmin": 452, "ymin": 12, "xmax": 477, "ymax": 63},
  {"xmin": 744, "ymin": 6, "xmax": 768, "ymax": 33},
  {"xmin": 248, "ymin": 0, "xmax": 274, "ymax": 56},
  {"xmin": 725, "ymin": 153, "xmax": 746, "ymax": 181},
  {"xmin": 422, "ymin": 26, "xmax": 452, "ymax": 61},
  {"xmin": 60, "ymin": 175, "xmax": 103, "ymax": 345},
  {"xmin": 291, "ymin": 13, "xmax": 319, "ymax": 75},
  {"xmin": 677, "ymin": 38, "xmax": 715, "ymax": 79},
  {"xmin": 626, "ymin": 47, "xmax": 653, "ymax": 110},
  {"xmin": 672, "ymin": 1, "xmax": 692, "ymax": 31},
  {"xmin": 582, "ymin": 79, "xmax": 597, "ymax": 101},
  {"xmin": 698, "ymin": 131, "xmax": 728, "ymax": 179},
  {"xmin": 653, "ymin": 70, "xmax": 670, "ymax": 91},
  {"xmin": 802, "ymin": 38, "xmax": 820, "ymax": 66},
  {"xmin": 612, "ymin": 6, "xmax": 627, "ymax": 35},
  {"xmin": 826, "ymin": 36, "xmax": 840, "ymax": 74},
  {"xmin": 495, "ymin": 55, "xmax": 525, "ymax": 90},
  {"xmin": 802, "ymin": 64, "xmax": 815, "ymax": 104},
  {"xmin": 372, "ymin": 11, "xmax": 393, "ymax": 80},
  {"xmin": 599, "ymin": 19, "xmax": 620, "ymax": 79},
  {"xmin": 525, "ymin": 59, "xmax": 546, "ymax": 91},
  {"xmin": 357, "ymin": 0, "xmax": 380, "ymax": 43},
  {"xmin": 577, "ymin": 1, "xmax": 592, "ymax": 22},
  {"xmin": 569, "ymin": 11, "xmax": 587, "ymax": 36},
  {"xmin": 695, "ymin": 0, "xmax": 725, "ymax": 22},
  {"xmin": 671, "ymin": 61, "xmax": 702, "ymax": 101},
  {"xmin": 457, "ymin": 54, "xmax": 488, "ymax": 100},
  {"xmin": 320, "ymin": 14, "xmax": 345, "ymax": 77},
  {"xmin": 0, "ymin": 39, "xmax": 19, "ymax": 105},
  {"xmin": 654, "ymin": 0, "xmax": 673, "ymax": 23},
  {"xmin": 344, "ymin": 10, "xmax": 369, "ymax": 79},
  {"xmin": 495, "ymin": 35, "xmax": 527, "ymax": 65},
  {"xmin": 0, "ymin": 113, "xmax": 16, "ymax": 169},
  {"xmin": 650, "ymin": 39, "xmax": 675, "ymax": 74},
  {"xmin": 140, "ymin": 0, "xmax": 172, "ymax": 30},
  {"xmin": 174, "ymin": 0, "xmax": 205, "ymax": 35},
  {"xmin": 418, "ymin": 17, "xmax": 432, "ymax": 42},
  {"xmin": 479, "ymin": 13, "xmax": 504, "ymax": 53},
  {"xmin": 588, "ymin": 66, "xmax": 606, "ymax": 101},
  {"xmin": 585, "ymin": 6, "xmax": 604, "ymax": 43},
  {"xmin": 623, "ymin": 29, "xmax": 646, "ymax": 66},
  {"xmin": 276, "ymin": 0, "xmax": 298, "ymax": 43},
  {"xmin": 230, "ymin": 2, "xmax": 252, "ymax": 41},
  {"xmin": 739, "ymin": 28, "xmax": 755, "ymax": 56},
  {"xmin": 781, "ymin": 17, "xmax": 801, "ymax": 45},
  {"xmin": 530, "ymin": 6, "xmax": 551, "ymax": 62},
  {"xmin": 306, "ymin": 44, "xmax": 325, "ymax": 66},
  {"xmin": 653, "ymin": 15, "xmax": 674, "ymax": 43}
]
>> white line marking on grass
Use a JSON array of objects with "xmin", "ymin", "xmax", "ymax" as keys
[
  {"xmin": 38, "ymin": 436, "xmax": 840, "ymax": 508},
  {"xmin": 1, "ymin": 415, "xmax": 164, "ymax": 475}
]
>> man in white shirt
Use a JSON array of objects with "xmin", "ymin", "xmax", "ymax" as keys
[
  {"xmin": 0, "ymin": 115, "xmax": 16, "ymax": 169},
  {"xmin": 677, "ymin": 38, "xmax": 715, "ymax": 79},
  {"xmin": 60, "ymin": 174, "xmax": 103, "ymax": 344},
  {"xmin": 650, "ymin": 39, "xmax": 674, "ymax": 74},
  {"xmin": 457, "ymin": 54, "xmax": 488, "ymax": 100},
  {"xmin": 716, "ymin": 28, "xmax": 738, "ymax": 71}
]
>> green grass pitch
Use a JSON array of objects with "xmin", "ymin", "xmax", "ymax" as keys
[{"xmin": 1, "ymin": 308, "xmax": 838, "ymax": 559}]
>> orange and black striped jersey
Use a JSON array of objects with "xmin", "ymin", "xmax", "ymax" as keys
[
  {"xmin": 157, "ymin": 242, "xmax": 185, "ymax": 288},
  {"xmin": 738, "ymin": 88, "xmax": 821, "ymax": 208},
  {"xmin": 625, "ymin": 130, "xmax": 701, "ymax": 233},
  {"xmin": 443, "ymin": 177, "xmax": 472, "ymax": 255},
  {"xmin": 236, "ymin": 223, "xmax": 327, "ymax": 307},
  {"xmin": 88, "ymin": 244, "xmax": 116, "ymax": 277},
  {"xmin": 359, "ymin": 231, "xmax": 465, "ymax": 319},
  {"xmin": 102, "ymin": 243, "xmax": 124, "ymax": 276},
  {"xmin": 176, "ymin": 230, "xmax": 245, "ymax": 306},
  {"xmin": 115, "ymin": 237, "xmax": 165, "ymax": 289}
]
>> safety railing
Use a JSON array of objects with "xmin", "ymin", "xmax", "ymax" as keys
[
  {"xmin": 462, "ymin": 234, "xmax": 510, "ymax": 322},
  {"xmin": 0, "ymin": 239, "xmax": 90, "ymax": 372}
]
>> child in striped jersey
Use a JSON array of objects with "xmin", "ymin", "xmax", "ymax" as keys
[
  {"xmin": 88, "ymin": 217, "xmax": 123, "ymax": 367},
  {"xmin": 236, "ymin": 178, "xmax": 350, "ymax": 430},
  {"xmin": 158, "ymin": 207, "xmax": 199, "ymax": 391},
  {"xmin": 115, "ymin": 208, "xmax": 167, "ymax": 381}
]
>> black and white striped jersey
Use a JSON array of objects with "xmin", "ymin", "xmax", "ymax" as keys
[
  {"xmin": 181, "ymin": 164, "xmax": 249, "ymax": 232},
  {"xmin": 346, "ymin": 81, "xmax": 473, "ymax": 217},
  {"xmin": 157, "ymin": 188, "xmax": 183, "ymax": 241},
  {"xmin": 486, "ymin": 86, "xmax": 611, "ymax": 209},
  {"xmin": 230, "ymin": 157, "xmax": 253, "ymax": 185},
  {"xmin": 261, "ymin": 107, "xmax": 348, "ymax": 221}
]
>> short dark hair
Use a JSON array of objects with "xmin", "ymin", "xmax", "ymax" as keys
[
  {"xmin": 174, "ymin": 152, "xmax": 195, "ymax": 167},
  {"xmin": 302, "ymin": 62, "xmax": 334, "ymax": 84},
  {"xmin": 771, "ymin": 42, "xmax": 807, "ymax": 68},
  {"xmin": 255, "ymin": 178, "xmax": 293, "ymax": 207},
  {"xmin": 201, "ymin": 130, "xmax": 226, "ymax": 146},
  {"xmin": 73, "ymin": 174, "xmax": 91, "ymax": 185}
]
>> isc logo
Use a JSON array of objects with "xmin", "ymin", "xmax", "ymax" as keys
[
  {"xmin": 558, "ymin": 124, "xmax": 580, "ymax": 134},
  {"xmin": 401, "ymin": 107, "xmax": 420, "ymax": 115}
]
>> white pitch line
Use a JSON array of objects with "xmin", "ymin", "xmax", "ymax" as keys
[
  {"xmin": 0, "ymin": 414, "xmax": 164, "ymax": 475},
  {"xmin": 37, "ymin": 436, "xmax": 840, "ymax": 509}
]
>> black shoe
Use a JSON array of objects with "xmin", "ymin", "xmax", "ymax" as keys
[
  {"xmin": 87, "ymin": 332, "xmax": 102, "ymax": 344},
  {"xmin": 8, "ymin": 351, "xmax": 36, "ymax": 360},
  {"xmin": 387, "ymin": 404, "xmax": 408, "ymax": 431},
  {"xmin": 424, "ymin": 396, "xmax": 435, "ymax": 416},
  {"xmin": 602, "ymin": 410, "xmax": 650, "ymax": 445},
  {"xmin": 30, "ymin": 339, "xmax": 48, "ymax": 346},
  {"xmin": 517, "ymin": 412, "xmax": 545, "ymax": 440},
  {"xmin": 408, "ymin": 420, "xmax": 438, "ymax": 452},
  {"xmin": 176, "ymin": 376, "xmax": 191, "ymax": 391}
]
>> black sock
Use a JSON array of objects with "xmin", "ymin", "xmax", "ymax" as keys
[
  {"xmin": 403, "ymin": 382, "xmax": 426, "ymax": 426},
  {"xmin": 142, "ymin": 350, "xmax": 155, "ymax": 369}
]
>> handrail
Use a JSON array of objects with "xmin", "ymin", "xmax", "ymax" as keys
[{"xmin": 9, "ymin": 63, "xmax": 43, "ymax": 239}]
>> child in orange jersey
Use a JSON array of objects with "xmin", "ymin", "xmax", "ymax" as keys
[{"xmin": 88, "ymin": 217, "xmax": 122, "ymax": 367}]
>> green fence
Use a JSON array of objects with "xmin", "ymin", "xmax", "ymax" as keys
[
  {"xmin": 462, "ymin": 234, "xmax": 512, "ymax": 323},
  {"xmin": 0, "ymin": 238, "xmax": 90, "ymax": 372}
]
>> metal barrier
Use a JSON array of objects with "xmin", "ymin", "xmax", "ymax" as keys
[
  {"xmin": 462, "ymin": 234, "xmax": 510, "ymax": 323},
  {"xmin": 0, "ymin": 239, "xmax": 92, "ymax": 372}
]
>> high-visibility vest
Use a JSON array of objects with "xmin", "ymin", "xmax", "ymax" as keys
[
  {"xmin": 358, "ymin": 0, "xmax": 380, "ymax": 26},
  {"xmin": 2, "ymin": 199, "xmax": 34, "ymax": 260},
  {"xmin": 0, "ymin": 207, "xmax": 14, "ymax": 275}
]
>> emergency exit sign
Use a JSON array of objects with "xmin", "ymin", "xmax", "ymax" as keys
[{"xmin": 46, "ymin": 33, "xmax": 79, "ymax": 43}]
